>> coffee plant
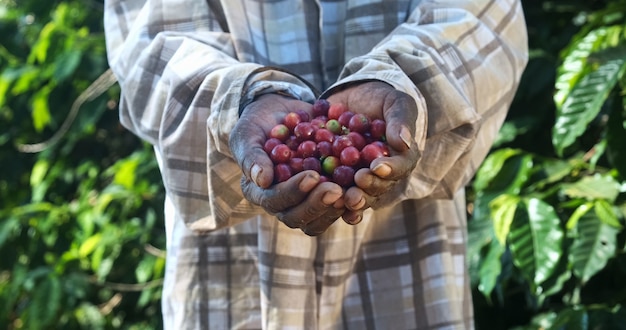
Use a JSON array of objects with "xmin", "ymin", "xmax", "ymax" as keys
[
  {"xmin": 2, "ymin": 0, "xmax": 626, "ymax": 329},
  {"xmin": 0, "ymin": 0, "xmax": 165, "ymax": 328},
  {"xmin": 469, "ymin": 0, "xmax": 626, "ymax": 328}
]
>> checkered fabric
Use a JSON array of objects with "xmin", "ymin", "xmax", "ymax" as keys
[{"xmin": 104, "ymin": 0, "xmax": 528, "ymax": 328}]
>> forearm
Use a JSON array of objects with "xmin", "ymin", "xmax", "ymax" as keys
[
  {"xmin": 105, "ymin": 0, "xmax": 316, "ymax": 231},
  {"xmin": 330, "ymin": 0, "xmax": 528, "ymax": 200}
]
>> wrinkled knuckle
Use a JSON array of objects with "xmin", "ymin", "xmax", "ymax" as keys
[
  {"xmin": 275, "ymin": 212, "xmax": 299, "ymax": 229},
  {"xmin": 302, "ymin": 204, "xmax": 325, "ymax": 219},
  {"xmin": 262, "ymin": 199, "xmax": 282, "ymax": 215},
  {"xmin": 241, "ymin": 177, "xmax": 259, "ymax": 204}
]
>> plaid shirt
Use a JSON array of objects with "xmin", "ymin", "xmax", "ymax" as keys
[{"xmin": 104, "ymin": 0, "xmax": 527, "ymax": 329}]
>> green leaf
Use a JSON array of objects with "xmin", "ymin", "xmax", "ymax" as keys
[
  {"xmin": 594, "ymin": 199, "xmax": 622, "ymax": 228},
  {"xmin": 536, "ymin": 254, "xmax": 571, "ymax": 304},
  {"xmin": 508, "ymin": 198, "xmax": 564, "ymax": 288},
  {"xmin": 0, "ymin": 217, "xmax": 20, "ymax": 249},
  {"xmin": 135, "ymin": 257, "xmax": 154, "ymax": 283},
  {"xmin": 0, "ymin": 67, "xmax": 25, "ymax": 106},
  {"xmin": 467, "ymin": 214, "xmax": 495, "ymax": 285},
  {"xmin": 113, "ymin": 156, "xmax": 139, "ymax": 189},
  {"xmin": 606, "ymin": 91, "xmax": 626, "ymax": 179},
  {"xmin": 550, "ymin": 307, "xmax": 589, "ymax": 330},
  {"xmin": 27, "ymin": 273, "xmax": 62, "ymax": 329},
  {"xmin": 473, "ymin": 148, "xmax": 521, "ymax": 191},
  {"xmin": 32, "ymin": 87, "xmax": 52, "ymax": 132},
  {"xmin": 10, "ymin": 65, "xmax": 40, "ymax": 95},
  {"xmin": 561, "ymin": 174, "xmax": 621, "ymax": 202},
  {"xmin": 96, "ymin": 257, "xmax": 114, "ymax": 280},
  {"xmin": 492, "ymin": 120, "xmax": 531, "ymax": 147},
  {"xmin": 53, "ymin": 49, "xmax": 82, "ymax": 82},
  {"xmin": 490, "ymin": 194, "xmax": 520, "ymax": 246},
  {"xmin": 74, "ymin": 303, "xmax": 105, "ymax": 329},
  {"xmin": 566, "ymin": 202, "xmax": 593, "ymax": 230},
  {"xmin": 27, "ymin": 21, "xmax": 56, "ymax": 64},
  {"xmin": 477, "ymin": 238, "xmax": 505, "ymax": 301},
  {"xmin": 553, "ymin": 57, "xmax": 626, "ymax": 155},
  {"xmin": 30, "ymin": 159, "xmax": 49, "ymax": 188},
  {"xmin": 90, "ymin": 245, "xmax": 105, "ymax": 272},
  {"xmin": 554, "ymin": 28, "xmax": 612, "ymax": 109},
  {"xmin": 569, "ymin": 211, "xmax": 618, "ymax": 284},
  {"xmin": 78, "ymin": 233, "xmax": 102, "ymax": 258}
]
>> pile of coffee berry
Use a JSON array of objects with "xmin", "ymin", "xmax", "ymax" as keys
[{"xmin": 264, "ymin": 99, "xmax": 390, "ymax": 187}]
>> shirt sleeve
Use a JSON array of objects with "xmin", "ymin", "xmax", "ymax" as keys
[
  {"xmin": 104, "ymin": 0, "xmax": 316, "ymax": 232},
  {"xmin": 324, "ymin": 0, "xmax": 529, "ymax": 201}
]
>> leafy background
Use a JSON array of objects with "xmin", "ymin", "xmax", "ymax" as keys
[{"xmin": 1, "ymin": 0, "xmax": 625, "ymax": 329}]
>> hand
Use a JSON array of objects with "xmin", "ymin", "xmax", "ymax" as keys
[
  {"xmin": 240, "ymin": 171, "xmax": 346, "ymax": 235},
  {"xmin": 326, "ymin": 81, "xmax": 421, "ymax": 222},
  {"xmin": 229, "ymin": 93, "xmax": 345, "ymax": 235}
]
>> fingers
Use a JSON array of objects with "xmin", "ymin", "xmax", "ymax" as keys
[
  {"xmin": 230, "ymin": 114, "xmax": 276, "ymax": 189},
  {"xmin": 230, "ymin": 94, "xmax": 314, "ymax": 189},
  {"xmin": 382, "ymin": 91, "xmax": 419, "ymax": 154},
  {"xmin": 275, "ymin": 182, "xmax": 344, "ymax": 230},
  {"xmin": 242, "ymin": 173, "xmax": 346, "ymax": 235},
  {"xmin": 340, "ymin": 187, "xmax": 368, "ymax": 226},
  {"xmin": 241, "ymin": 170, "xmax": 321, "ymax": 214}
]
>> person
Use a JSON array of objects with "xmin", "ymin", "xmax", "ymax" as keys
[{"xmin": 104, "ymin": 0, "xmax": 528, "ymax": 328}]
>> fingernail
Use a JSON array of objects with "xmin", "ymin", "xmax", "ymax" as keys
[
  {"xmin": 299, "ymin": 172, "xmax": 320, "ymax": 191},
  {"xmin": 251, "ymin": 164, "xmax": 262, "ymax": 186},
  {"xmin": 347, "ymin": 214, "xmax": 362, "ymax": 225},
  {"xmin": 351, "ymin": 197, "xmax": 366, "ymax": 210},
  {"xmin": 400, "ymin": 126, "xmax": 412, "ymax": 149},
  {"xmin": 322, "ymin": 190, "xmax": 342, "ymax": 205},
  {"xmin": 372, "ymin": 163, "xmax": 391, "ymax": 177}
]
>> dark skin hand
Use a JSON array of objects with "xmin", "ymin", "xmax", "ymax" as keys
[
  {"xmin": 326, "ymin": 81, "xmax": 421, "ymax": 224},
  {"xmin": 230, "ymin": 94, "xmax": 346, "ymax": 236},
  {"xmin": 229, "ymin": 81, "xmax": 420, "ymax": 235}
]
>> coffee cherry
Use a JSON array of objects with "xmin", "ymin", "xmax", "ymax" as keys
[
  {"xmin": 348, "ymin": 113, "xmax": 370, "ymax": 133},
  {"xmin": 317, "ymin": 141, "xmax": 333, "ymax": 158},
  {"xmin": 370, "ymin": 119, "xmax": 386, "ymax": 139},
  {"xmin": 264, "ymin": 137, "xmax": 283, "ymax": 154},
  {"xmin": 338, "ymin": 111, "xmax": 354, "ymax": 128},
  {"xmin": 297, "ymin": 140, "xmax": 318, "ymax": 158},
  {"xmin": 285, "ymin": 135, "xmax": 299, "ymax": 151},
  {"xmin": 371, "ymin": 141, "xmax": 390, "ymax": 156},
  {"xmin": 311, "ymin": 117, "xmax": 326, "ymax": 130},
  {"xmin": 295, "ymin": 109, "xmax": 310, "ymax": 122},
  {"xmin": 261, "ymin": 100, "xmax": 390, "ymax": 188},
  {"xmin": 290, "ymin": 157, "xmax": 304, "ymax": 173},
  {"xmin": 274, "ymin": 164, "xmax": 292, "ymax": 183},
  {"xmin": 270, "ymin": 144, "xmax": 292, "ymax": 164},
  {"xmin": 303, "ymin": 157, "xmax": 322, "ymax": 174},
  {"xmin": 325, "ymin": 119, "xmax": 342, "ymax": 135},
  {"xmin": 283, "ymin": 112, "xmax": 302, "ymax": 130},
  {"xmin": 340, "ymin": 146, "xmax": 361, "ymax": 167},
  {"xmin": 312, "ymin": 99, "xmax": 330, "ymax": 118},
  {"xmin": 332, "ymin": 135, "xmax": 354, "ymax": 156},
  {"xmin": 322, "ymin": 156, "xmax": 341, "ymax": 176},
  {"xmin": 315, "ymin": 128, "xmax": 335, "ymax": 143},
  {"xmin": 294, "ymin": 122, "xmax": 315, "ymax": 141},
  {"xmin": 347, "ymin": 132, "xmax": 366, "ymax": 150},
  {"xmin": 328, "ymin": 103, "xmax": 347, "ymax": 120},
  {"xmin": 332, "ymin": 165, "xmax": 355, "ymax": 188},
  {"xmin": 361, "ymin": 143, "xmax": 386, "ymax": 166}
]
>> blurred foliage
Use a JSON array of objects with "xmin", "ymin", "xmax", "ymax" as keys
[
  {"xmin": 2, "ymin": 0, "xmax": 626, "ymax": 329},
  {"xmin": 469, "ymin": 0, "xmax": 626, "ymax": 329},
  {"xmin": 0, "ymin": 0, "xmax": 165, "ymax": 328}
]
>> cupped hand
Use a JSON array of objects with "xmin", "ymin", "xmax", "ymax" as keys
[
  {"xmin": 230, "ymin": 93, "xmax": 346, "ymax": 235},
  {"xmin": 230, "ymin": 93, "xmax": 310, "ymax": 189},
  {"xmin": 325, "ymin": 81, "xmax": 421, "ymax": 221},
  {"xmin": 240, "ymin": 171, "xmax": 346, "ymax": 235}
]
